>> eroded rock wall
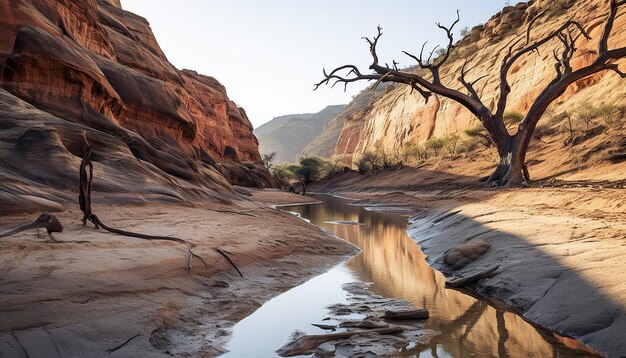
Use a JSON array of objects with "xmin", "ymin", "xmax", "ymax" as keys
[
  {"xmin": 332, "ymin": 0, "xmax": 626, "ymax": 163},
  {"xmin": 0, "ymin": 0, "xmax": 273, "ymax": 213}
]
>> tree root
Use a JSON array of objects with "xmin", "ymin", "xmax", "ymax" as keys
[{"xmin": 87, "ymin": 214, "xmax": 208, "ymax": 272}]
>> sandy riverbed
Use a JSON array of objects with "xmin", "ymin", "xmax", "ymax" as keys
[{"xmin": 0, "ymin": 191, "xmax": 358, "ymax": 357}]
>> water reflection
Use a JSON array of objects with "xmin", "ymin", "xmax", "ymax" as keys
[{"xmin": 287, "ymin": 195, "xmax": 592, "ymax": 358}]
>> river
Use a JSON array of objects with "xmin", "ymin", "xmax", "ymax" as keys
[{"xmin": 222, "ymin": 195, "xmax": 593, "ymax": 357}]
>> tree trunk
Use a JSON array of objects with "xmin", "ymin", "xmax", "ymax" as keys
[{"xmin": 493, "ymin": 123, "xmax": 535, "ymax": 187}]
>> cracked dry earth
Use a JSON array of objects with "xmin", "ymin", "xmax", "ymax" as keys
[{"xmin": 0, "ymin": 196, "xmax": 357, "ymax": 357}]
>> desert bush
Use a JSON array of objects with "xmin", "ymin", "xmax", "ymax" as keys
[
  {"xmin": 503, "ymin": 111, "xmax": 524, "ymax": 128},
  {"xmin": 402, "ymin": 142, "xmax": 429, "ymax": 161},
  {"xmin": 597, "ymin": 104, "xmax": 625, "ymax": 126},
  {"xmin": 355, "ymin": 158, "xmax": 370, "ymax": 174},
  {"xmin": 357, "ymin": 150, "xmax": 382, "ymax": 173},
  {"xmin": 576, "ymin": 108, "xmax": 596, "ymax": 130},
  {"xmin": 424, "ymin": 137, "xmax": 446, "ymax": 157},
  {"xmin": 374, "ymin": 145, "xmax": 402, "ymax": 169},
  {"xmin": 272, "ymin": 163, "xmax": 298, "ymax": 182},
  {"xmin": 325, "ymin": 156, "xmax": 347, "ymax": 177},
  {"xmin": 442, "ymin": 134, "xmax": 461, "ymax": 155},
  {"xmin": 457, "ymin": 137, "xmax": 482, "ymax": 153},
  {"xmin": 464, "ymin": 124, "xmax": 493, "ymax": 147}
]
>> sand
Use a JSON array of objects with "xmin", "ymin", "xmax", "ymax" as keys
[
  {"xmin": 310, "ymin": 167, "xmax": 626, "ymax": 357},
  {"xmin": 0, "ymin": 192, "xmax": 358, "ymax": 357}
]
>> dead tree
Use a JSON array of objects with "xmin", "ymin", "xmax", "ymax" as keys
[{"xmin": 315, "ymin": 0, "xmax": 626, "ymax": 187}]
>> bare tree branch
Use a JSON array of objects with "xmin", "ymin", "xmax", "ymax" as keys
[{"xmin": 495, "ymin": 16, "xmax": 590, "ymax": 119}]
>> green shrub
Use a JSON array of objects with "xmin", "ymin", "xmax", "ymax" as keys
[
  {"xmin": 457, "ymin": 137, "xmax": 482, "ymax": 153},
  {"xmin": 442, "ymin": 134, "xmax": 461, "ymax": 155},
  {"xmin": 356, "ymin": 151, "xmax": 382, "ymax": 173},
  {"xmin": 424, "ymin": 137, "xmax": 446, "ymax": 157},
  {"xmin": 402, "ymin": 142, "xmax": 429, "ymax": 161},
  {"xmin": 464, "ymin": 124, "xmax": 493, "ymax": 147},
  {"xmin": 503, "ymin": 111, "xmax": 524, "ymax": 127}
]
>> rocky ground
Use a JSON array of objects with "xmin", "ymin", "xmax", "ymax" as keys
[
  {"xmin": 0, "ymin": 191, "xmax": 358, "ymax": 357},
  {"xmin": 309, "ymin": 166, "xmax": 626, "ymax": 357}
]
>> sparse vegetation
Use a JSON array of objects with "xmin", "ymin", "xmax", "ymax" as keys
[
  {"xmin": 402, "ymin": 142, "xmax": 429, "ymax": 162},
  {"xmin": 464, "ymin": 125, "xmax": 493, "ymax": 147},
  {"xmin": 271, "ymin": 156, "xmax": 345, "ymax": 184},
  {"xmin": 261, "ymin": 152, "xmax": 276, "ymax": 170},
  {"xmin": 442, "ymin": 134, "xmax": 461, "ymax": 155},
  {"xmin": 503, "ymin": 111, "xmax": 524, "ymax": 128},
  {"xmin": 423, "ymin": 137, "xmax": 445, "ymax": 157}
]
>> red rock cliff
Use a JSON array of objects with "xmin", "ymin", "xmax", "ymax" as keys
[{"xmin": 0, "ymin": 0, "xmax": 273, "ymax": 213}]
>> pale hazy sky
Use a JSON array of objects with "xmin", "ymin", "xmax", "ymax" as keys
[{"xmin": 121, "ymin": 1, "xmax": 506, "ymax": 128}]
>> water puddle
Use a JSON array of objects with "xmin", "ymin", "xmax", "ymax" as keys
[{"xmin": 222, "ymin": 195, "xmax": 593, "ymax": 357}]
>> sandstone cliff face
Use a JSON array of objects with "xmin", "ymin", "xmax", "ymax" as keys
[
  {"xmin": 332, "ymin": 0, "xmax": 626, "ymax": 164},
  {"xmin": 0, "ymin": 0, "xmax": 272, "ymax": 213}
]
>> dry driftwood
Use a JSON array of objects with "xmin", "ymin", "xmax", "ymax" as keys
[
  {"xmin": 383, "ymin": 309, "xmax": 429, "ymax": 320},
  {"xmin": 0, "ymin": 213, "xmax": 63, "ymax": 241},
  {"xmin": 76, "ymin": 134, "xmax": 243, "ymax": 274},
  {"xmin": 277, "ymin": 326, "xmax": 405, "ymax": 357},
  {"xmin": 445, "ymin": 265, "xmax": 500, "ymax": 288}
]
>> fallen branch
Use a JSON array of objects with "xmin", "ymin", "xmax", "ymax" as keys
[
  {"xmin": 106, "ymin": 333, "xmax": 141, "ymax": 353},
  {"xmin": 0, "ymin": 213, "xmax": 63, "ymax": 241},
  {"xmin": 77, "ymin": 133, "xmax": 207, "ymax": 271},
  {"xmin": 214, "ymin": 248, "xmax": 243, "ymax": 277},
  {"xmin": 445, "ymin": 265, "xmax": 499, "ymax": 288},
  {"xmin": 276, "ymin": 327, "xmax": 405, "ymax": 357}
]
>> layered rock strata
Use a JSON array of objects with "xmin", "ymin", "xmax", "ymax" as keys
[{"xmin": 0, "ymin": 0, "xmax": 273, "ymax": 214}]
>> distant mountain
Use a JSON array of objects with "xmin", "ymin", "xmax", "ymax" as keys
[
  {"xmin": 254, "ymin": 105, "xmax": 346, "ymax": 163},
  {"xmin": 301, "ymin": 84, "xmax": 392, "ymax": 162}
]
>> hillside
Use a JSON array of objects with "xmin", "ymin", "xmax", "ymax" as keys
[
  {"xmin": 301, "ymin": 83, "xmax": 392, "ymax": 160},
  {"xmin": 254, "ymin": 105, "xmax": 345, "ymax": 163},
  {"xmin": 0, "ymin": 0, "xmax": 273, "ymax": 214},
  {"xmin": 326, "ymin": 0, "xmax": 626, "ymax": 181}
]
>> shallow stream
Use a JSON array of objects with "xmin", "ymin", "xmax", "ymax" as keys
[{"xmin": 222, "ymin": 195, "xmax": 592, "ymax": 357}]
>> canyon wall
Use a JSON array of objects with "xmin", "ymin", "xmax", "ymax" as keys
[
  {"xmin": 0, "ymin": 0, "xmax": 273, "ymax": 214},
  {"xmin": 332, "ymin": 0, "xmax": 626, "ymax": 164}
]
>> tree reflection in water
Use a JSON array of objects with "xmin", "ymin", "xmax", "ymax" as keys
[{"xmin": 286, "ymin": 195, "xmax": 593, "ymax": 358}]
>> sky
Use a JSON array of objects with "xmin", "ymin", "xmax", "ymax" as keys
[{"xmin": 121, "ymin": 1, "xmax": 507, "ymax": 128}]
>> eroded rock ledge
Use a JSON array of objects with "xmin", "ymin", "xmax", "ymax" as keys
[{"xmin": 0, "ymin": 0, "xmax": 273, "ymax": 214}]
